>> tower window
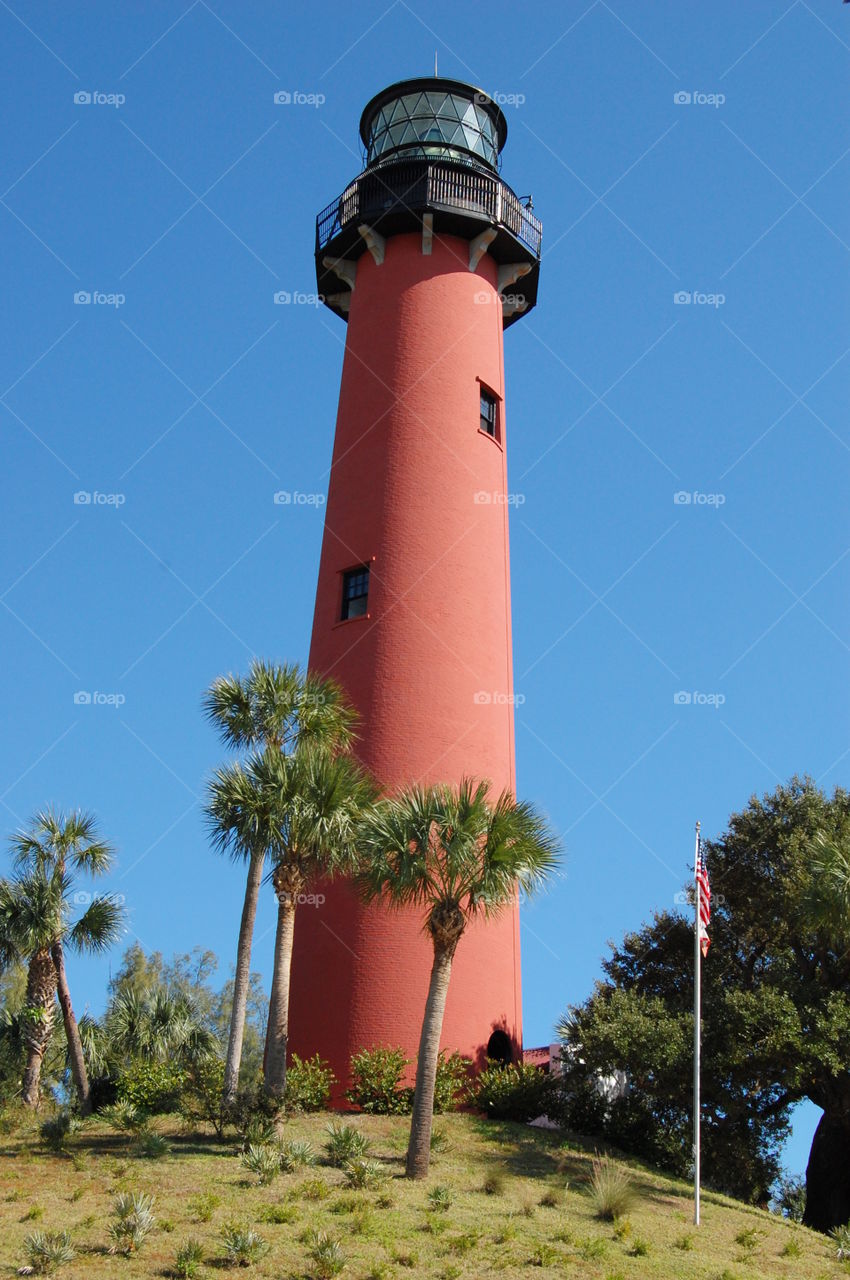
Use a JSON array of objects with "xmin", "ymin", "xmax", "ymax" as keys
[
  {"xmin": 480, "ymin": 389, "xmax": 497, "ymax": 437},
  {"xmin": 341, "ymin": 565, "xmax": 370, "ymax": 620}
]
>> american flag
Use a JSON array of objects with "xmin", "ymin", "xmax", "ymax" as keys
[{"xmin": 696, "ymin": 838, "xmax": 710, "ymax": 957}]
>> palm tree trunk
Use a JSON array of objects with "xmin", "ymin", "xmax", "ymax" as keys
[
  {"xmin": 20, "ymin": 948, "xmax": 58, "ymax": 1109},
  {"xmin": 51, "ymin": 940, "xmax": 91, "ymax": 1115},
  {"xmin": 222, "ymin": 848, "xmax": 264, "ymax": 1104},
  {"xmin": 406, "ymin": 945, "xmax": 454, "ymax": 1179},
  {"xmin": 263, "ymin": 878, "xmax": 297, "ymax": 1100}
]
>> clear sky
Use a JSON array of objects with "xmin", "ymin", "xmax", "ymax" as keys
[{"xmin": 1, "ymin": 1, "xmax": 847, "ymax": 1177}]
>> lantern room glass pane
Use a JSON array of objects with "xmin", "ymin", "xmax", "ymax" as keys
[{"xmin": 365, "ymin": 90, "xmax": 500, "ymax": 168}]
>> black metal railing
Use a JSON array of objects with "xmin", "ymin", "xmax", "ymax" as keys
[{"xmin": 316, "ymin": 161, "xmax": 542, "ymax": 258}]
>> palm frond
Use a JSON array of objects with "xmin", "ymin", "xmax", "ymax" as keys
[{"xmin": 69, "ymin": 895, "xmax": 126, "ymax": 953}]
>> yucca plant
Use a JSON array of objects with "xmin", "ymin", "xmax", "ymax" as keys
[
  {"xmin": 20, "ymin": 1229, "xmax": 75, "ymax": 1274},
  {"xmin": 99, "ymin": 1100, "xmax": 143, "ymax": 1132},
  {"xmin": 590, "ymin": 1155, "xmax": 634, "ymax": 1221},
  {"xmin": 241, "ymin": 1114, "xmax": 276, "ymax": 1150},
  {"xmin": 279, "ymin": 1138, "xmax": 316, "ymax": 1171},
  {"xmin": 39, "ymin": 1111, "xmax": 82, "ymax": 1152},
  {"xmin": 133, "ymin": 1128, "xmax": 170, "ymax": 1159},
  {"xmin": 108, "ymin": 1191, "xmax": 155, "ymax": 1254},
  {"xmin": 343, "ymin": 1157, "xmax": 386, "ymax": 1189},
  {"xmin": 240, "ymin": 1142, "xmax": 280, "ymax": 1185},
  {"xmin": 324, "ymin": 1121, "xmax": 370, "ymax": 1167},
  {"xmin": 220, "ymin": 1222, "xmax": 268, "ymax": 1266},
  {"xmin": 426, "ymin": 1184, "xmax": 452, "ymax": 1211},
  {"xmin": 307, "ymin": 1230, "xmax": 346, "ymax": 1279},
  {"xmin": 832, "ymin": 1223, "xmax": 850, "ymax": 1260},
  {"xmin": 173, "ymin": 1237, "xmax": 205, "ymax": 1278}
]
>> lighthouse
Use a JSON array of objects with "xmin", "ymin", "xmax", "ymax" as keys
[{"xmin": 289, "ymin": 77, "xmax": 542, "ymax": 1091}]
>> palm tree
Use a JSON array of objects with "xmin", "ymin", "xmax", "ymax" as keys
[
  {"xmin": 0, "ymin": 810, "xmax": 124, "ymax": 1112},
  {"xmin": 803, "ymin": 830, "xmax": 850, "ymax": 946},
  {"xmin": 210, "ymin": 746, "xmax": 375, "ymax": 1101},
  {"xmin": 106, "ymin": 987, "xmax": 217, "ymax": 1065},
  {"xmin": 355, "ymin": 779, "xmax": 560, "ymax": 1179},
  {"xmin": 203, "ymin": 660, "xmax": 356, "ymax": 1103}
]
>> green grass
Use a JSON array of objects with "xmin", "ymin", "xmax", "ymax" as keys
[{"xmin": 0, "ymin": 1108, "xmax": 840, "ymax": 1278}]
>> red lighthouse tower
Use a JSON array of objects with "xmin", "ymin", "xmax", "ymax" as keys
[{"xmin": 289, "ymin": 79, "xmax": 542, "ymax": 1091}]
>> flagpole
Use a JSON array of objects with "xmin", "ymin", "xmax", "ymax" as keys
[{"xmin": 693, "ymin": 819, "xmax": 701, "ymax": 1227}]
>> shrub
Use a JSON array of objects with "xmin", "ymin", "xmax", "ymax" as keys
[
  {"xmin": 241, "ymin": 1143, "xmax": 281, "ymax": 1185},
  {"xmin": 300, "ymin": 1177, "xmax": 330, "ymax": 1201},
  {"xmin": 173, "ymin": 1237, "xmax": 204, "ymax": 1278},
  {"xmin": 589, "ymin": 1155, "xmax": 634, "ymax": 1221},
  {"xmin": 630, "ymin": 1237, "xmax": 650, "ymax": 1256},
  {"xmin": 308, "ymin": 1230, "xmax": 346, "ymax": 1278},
  {"xmin": 40, "ymin": 1111, "xmax": 82, "ymax": 1152},
  {"xmin": 430, "ymin": 1125, "xmax": 450, "ymax": 1153},
  {"xmin": 118, "ymin": 1059, "xmax": 186, "ymax": 1113},
  {"xmin": 346, "ymin": 1046, "xmax": 411, "ymax": 1114},
  {"xmin": 343, "ymin": 1157, "xmax": 386, "ymax": 1189},
  {"xmin": 472, "ymin": 1062, "xmax": 552, "ymax": 1122},
  {"xmin": 108, "ymin": 1191, "xmax": 155, "ymax": 1254},
  {"xmin": 433, "ymin": 1051, "xmax": 471, "ymax": 1113},
  {"xmin": 773, "ymin": 1174, "xmax": 806, "ymax": 1222},
  {"xmin": 781, "ymin": 1237, "xmax": 802, "ymax": 1258},
  {"xmin": 735, "ymin": 1226, "xmax": 762, "ymax": 1252},
  {"xmin": 279, "ymin": 1138, "xmax": 316, "ymax": 1171},
  {"xmin": 188, "ymin": 1192, "xmax": 220, "ymax": 1222},
  {"xmin": 99, "ymin": 1100, "xmax": 143, "ymax": 1132},
  {"xmin": 286, "ymin": 1053, "xmax": 336, "ymax": 1112},
  {"xmin": 221, "ymin": 1223, "xmax": 269, "ymax": 1266},
  {"xmin": 832, "ymin": 1223, "xmax": 850, "ymax": 1261},
  {"xmin": 259, "ymin": 1204, "xmax": 296, "ymax": 1224},
  {"xmin": 133, "ymin": 1129, "xmax": 170, "ymax": 1159},
  {"xmin": 21, "ymin": 1229, "xmax": 75, "ymax": 1273},
  {"xmin": 179, "ymin": 1055, "xmax": 229, "ymax": 1137},
  {"xmin": 427, "ymin": 1184, "xmax": 452, "ymax": 1212},
  {"xmin": 240, "ymin": 1114, "xmax": 276, "ymax": 1149},
  {"xmin": 324, "ymin": 1121, "xmax": 371, "ymax": 1167},
  {"xmin": 482, "ymin": 1170, "xmax": 505, "ymax": 1195}
]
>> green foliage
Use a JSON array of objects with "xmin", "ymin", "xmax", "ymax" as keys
[
  {"xmin": 346, "ymin": 1046, "xmax": 412, "ymax": 1114},
  {"xmin": 773, "ymin": 1174, "xmax": 806, "ymax": 1221},
  {"xmin": 342, "ymin": 1156, "xmax": 386, "ymax": 1189},
  {"xmin": 188, "ymin": 1192, "xmax": 220, "ymax": 1223},
  {"xmin": 832, "ymin": 1223, "xmax": 850, "ymax": 1260},
  {"xmin": 173, "ymin": 1237, "xmax": 204, "ymax": 1278},
  {"xmin": 220, "ymin": 1222, "xmax": 268, "ymax": 1266},
  {"xmin": 278, "ymin": 1138, "xmax": 316, "ymax": 1171},
  {"xmin": 40, "ymin": 1110, "xmax": 82, "ymax": 1152},
  {"xmin": 179, "ymin": 1054, "xmax": 231, "ymax": 1136},
  {"xmin": 324, "ymin": 1121, "xmax": 371, "ymax": 1166},
  {"xmin": 286, "ymin": 1052, "xmax": 335, "ymax": 1112},
  {"xmin": 241, "ymin": 1142, "xmax": 281, "ymax": 1185},
  {"xmin": 427, "ymin": 1184, "xmax": 452, "ymax": 1212},
  {"xmin": 307, "ymin": 1229, "xmax": 346, "ymax": 1278},
  {"xmin": 132, "ymin": 1128, "xmax": 170, "ymax": 1158},
  {"xmin": 589, "ymin": 1154, "xmax": 635, "ymax": 1221},
  {"xmin": 108, "ymin": 1191, "xmax": 155, "ymax": 1254},
  {"xmin": 433, "ymin": 1051, "xmax": 471, "ymax": 1112},
  {"xmin": 482, "ymin": 1170, "xmax": 506, "ymax": 1195},
  {"xmin": 98, "ymin": 1100, "xmax": 143, "ymax": 1131},
  {"xmin": 21, "ymin": 1229, "xmax": 75, "ymax": 1273},
  {"xmin": 472, "ymin": 1062, "xmax": 552, "ymax": 1121},
  {"xmin": 117, "ymin": 1058, "xmax": 186, "ymax": 1113}
]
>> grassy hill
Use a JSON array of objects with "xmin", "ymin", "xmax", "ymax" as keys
[{"xmin": 0, "ymin": 1109, "xmax": 841, "ymax": 1279}]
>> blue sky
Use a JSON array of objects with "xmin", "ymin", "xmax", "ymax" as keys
[{"xmin": 1, "ymin": 1, "xmax": 847, "ymax": 1177}]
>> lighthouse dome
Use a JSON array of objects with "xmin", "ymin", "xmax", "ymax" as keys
[{"xmin": 359, "ymin": 77, "xmax": 507, "ymax": 172}]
